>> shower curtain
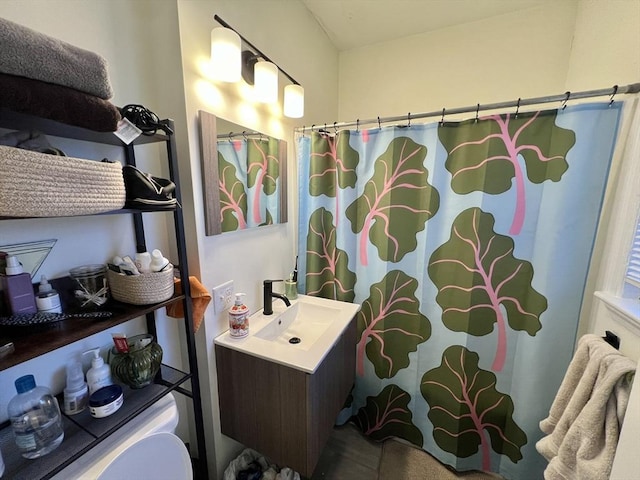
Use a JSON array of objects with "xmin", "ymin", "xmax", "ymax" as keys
[{"xmin": 296, "ymin": 102, "xmax": 622, "ymax": 478}]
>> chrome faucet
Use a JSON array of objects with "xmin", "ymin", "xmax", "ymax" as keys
[{"xmin": 263, "ymin": 279, "xmax": 291, "ymax": 315}]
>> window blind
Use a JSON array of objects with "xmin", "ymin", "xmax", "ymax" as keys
[{"xmin": 625, "ymin": 214, "xmax": 640, "ymax": 287}]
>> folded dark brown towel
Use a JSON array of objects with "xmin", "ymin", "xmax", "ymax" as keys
[{"xmin": 0, "ymin": 73, "xmax": 121, "ymax": 132}]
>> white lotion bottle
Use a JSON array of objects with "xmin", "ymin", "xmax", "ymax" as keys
[
  {"xmin": 84, "ymin": 348, "xmax": 113, "ymax": 395},
  {"xmin": 35, "ymin": 275, "xmax": 62, "ymax": 313},
  {"xmin": 134, "ymin": 252, "xmax": 151, "ymax": 273},
  {"xmin": 149, "ymin": 249, "xmax": 171, "ymax": 272}
]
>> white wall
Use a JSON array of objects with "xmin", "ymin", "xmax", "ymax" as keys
[
  {"xmin": 174, "ymin": 1, "xmax": 338, "ymax": 477},
  {"xmin": 338, "ymin": 2, "xmax": 579, "ymax": 121}
]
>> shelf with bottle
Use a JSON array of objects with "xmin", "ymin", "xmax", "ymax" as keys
[
  {"xmin": 0, "ymin": 276, "xmax": 184, "ymax": 371},
  {"xmin": 0, "ymin": 364, "xmax": 190, "ymax": 480}
]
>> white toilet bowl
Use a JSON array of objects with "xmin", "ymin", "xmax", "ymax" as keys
[{"xmin": 52, "ymin": 392, "xmax": 192, "ymax": 480}]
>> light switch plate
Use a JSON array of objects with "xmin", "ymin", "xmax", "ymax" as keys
[{"xmin": 212, "ymin": 280, "xmax": 234, "ymax": 314}]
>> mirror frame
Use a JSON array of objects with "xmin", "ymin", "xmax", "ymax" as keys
[{"xmin": 198, "ymin": 110, "xmax": 288, "ymax": 236}]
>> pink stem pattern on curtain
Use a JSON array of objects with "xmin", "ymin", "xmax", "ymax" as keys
[
  {"xmin": 448, "ymin": 111, "xmax": 567, "ymax": 235},
  {"xmin": 219, "ymin": 167, "xmax": 247, "ymax": 229},
  {"xmin": 248, "ymin": 139, "xmax": 270, "ymax": 224}
]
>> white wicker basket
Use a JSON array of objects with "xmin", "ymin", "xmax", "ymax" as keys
[
  {"xmin": 107, "ymin": 267, "xmax": 175, "ymax": 305},
  {"xmin": 0, "ymin": 145, "xmax": 125, "ymax": 217}
]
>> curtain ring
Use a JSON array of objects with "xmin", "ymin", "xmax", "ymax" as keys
[
  {"xmin": 609, "ymin": 85, "xmax": 618, "ymax": 106},
  {"xmin": 334, "ymin": 121, "xmax": 338, "ymax": 135},
  {"xmin": 407, "ymin": 112, "xmax": 411, "ymax": 127},
  {"xmin": 475, "ymin": 103, "xmax": 480, "ymax": 123},
  {"xmin": 356, "ymin": 119, "xmax": 360, "ymax": 132},
  {"xmin": 561, "ymin": 91, "xmax": 570, "ymax": 110},
  {"xmin": 242, "ymin": 131, "xmax": 248, "ymax": 141},
  {"xmin": 311, "ymin": 124, "xmax": 316, "ymax": 133},
  {"xmin": 440, "ymin": 108, "xmax": 446, "ymax": 125},
  {"xmin": 515, "ymin": 98, "xmax": 521, "ymax": 118},
  {"xmin": 378, "ymin": 116, "xmax": 381, "ymax": 129}
]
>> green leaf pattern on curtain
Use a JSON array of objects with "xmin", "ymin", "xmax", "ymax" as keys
[
  {"xmin": 346, "ymin": 136, "xmax": 440, "ymax": 265},
  {"xmin": 428, "ymin": 207, "xmax": 548, "ymax": 371},
  {"xmin": 218, "ymin": 151, "xmax": 247, "ymax": 231},
  {"xmin": 306, "ymin": 207, "xmax": 356, "ymax": 302},
  {"xmin": 438, "ymin": 111, "xmax": 575, "ymax": 235},
  {"xmin": 356, "ymin": 270, "xmax": 431, "ymax": 377},
  {"xmin": 421, "ymin": 345, "xmax": 527, "ymax": 471},
  {"xmin": 351, "ymin": 384, "xmax": 424, "ymax": 446},
  {"xmin": 309, "ymin": 131, "xmax": 359, "ymax": 197}
]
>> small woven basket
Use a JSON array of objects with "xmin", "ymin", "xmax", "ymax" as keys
[
  {"xmin": 0, "ymin": 145, "xmax": 125, "ymax": 217},
  {"xmin": 107, "ymin": 267, "xmax": 175, "ymax": 305}
]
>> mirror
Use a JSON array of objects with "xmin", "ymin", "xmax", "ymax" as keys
[{"xmin": 198, "ymin": 110, "xmax": 287, "ymax": 235}]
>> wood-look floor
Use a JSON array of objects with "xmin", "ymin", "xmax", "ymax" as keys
[{"xmin": 309, "ymin": 423, "xmax": 382, "ymax": 480}]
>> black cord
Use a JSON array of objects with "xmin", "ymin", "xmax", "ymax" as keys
[{"xmin": 119, "ymin": 104, "xmax": 174, "ymax": 136}]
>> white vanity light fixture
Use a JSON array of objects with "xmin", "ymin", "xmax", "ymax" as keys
[
  {"xmin": 284, "ymin": 84, "xmax": 304, "ymax": 118},
  {"xmin": 254, "ymin": 61, "xmax": 278, "ymax": 104},
  {"xmin": 212, "ymin": 14, "xmax": 304, "ymax": 118},
  {"xmin": 210, "ymin": 27, "xmax": 241, "ymax": 82}
]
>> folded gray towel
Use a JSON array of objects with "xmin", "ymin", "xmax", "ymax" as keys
[{"xmin": 0, "ymin": 16, "xmax": 113, "ymax": 99}]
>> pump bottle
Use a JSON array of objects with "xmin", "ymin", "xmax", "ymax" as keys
[
  {"xmin": 1, "ymin": 255, "xmax": 37, "ymax": 315},
  {"xmin": 228, "ymin": 293, "xmax": 249, "ymax": 338},
  {"xmin": 84, "ymin": 349, "xmax": 113, "ymax": 395}
]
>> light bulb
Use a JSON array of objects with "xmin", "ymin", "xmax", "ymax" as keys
[
  {"xmin": 210, "ymin": 27, "xmax": 241, "ymax": 82},
  {"xmin": 254, "ymin": 61, "xmax": 278, "ymax": 103},
  {"xmin": 284, "ymin": 84, "xmax": 304, "ymax": 118}
]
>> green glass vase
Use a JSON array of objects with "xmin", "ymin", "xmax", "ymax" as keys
[{"xmin": 109, "ymin": 334, "xmax": 163, "ymax": 389}]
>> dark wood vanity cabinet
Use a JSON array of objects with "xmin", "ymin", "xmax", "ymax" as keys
[{"xmin": 215, "ymin": 319, "xmax": 357, "ymax": 477}]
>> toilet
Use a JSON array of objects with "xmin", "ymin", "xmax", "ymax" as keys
[{"xmin": 52, "ymin": 392, "xmax": 192, "ymax": 480}]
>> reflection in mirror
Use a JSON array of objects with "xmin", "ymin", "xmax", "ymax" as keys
[{"xmin": 198, "ymin": 110, "xmax": 287, "ymax": 235}]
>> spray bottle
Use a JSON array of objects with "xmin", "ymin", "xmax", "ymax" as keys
[{"xmin": 228, "ymin": 293, "xmax": 249, "ymax": 338}]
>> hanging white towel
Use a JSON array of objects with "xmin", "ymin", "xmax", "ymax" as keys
[{"xmin": 536, "ymin": 334, "xmax": 636, "ymax": 480}]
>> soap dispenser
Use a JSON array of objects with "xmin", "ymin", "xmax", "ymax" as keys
[
  {"xmin": 228, "ymin": 293, "xmax": 249, "ymax": 338},
  {"xmin": 84, "ymin": 348, "xmax": 113, "ymax": 395}
]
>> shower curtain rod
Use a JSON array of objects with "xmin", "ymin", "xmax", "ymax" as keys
[{"xmin": 295, "ymin": 82, "xmax": 640, "ymax": 133}]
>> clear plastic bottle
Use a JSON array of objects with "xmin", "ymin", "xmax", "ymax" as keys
[{"xmin": 8, "ymin": 375, "xmax": 64, "ymax": 459}]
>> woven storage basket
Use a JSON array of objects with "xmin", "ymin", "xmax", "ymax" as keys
[
  {"xmin": 0, "ymin": 145, "xmax": 125, "ymax": 217},
  {"xmin": 107, "ymin": 267, "xmax": 175, "ymax": 305}
]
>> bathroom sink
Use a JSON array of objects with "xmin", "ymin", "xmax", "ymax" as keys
[
  {"xmin": 255, "ymin": 300, "xmax": 339, "ymax": 350},
  {"xmin": 215, "ymin": 295, "xmax": 360, "ymax": 373}
]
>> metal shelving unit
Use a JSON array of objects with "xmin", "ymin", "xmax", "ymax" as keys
[{"xmin": 0, "ymin": 109, "xmax": 208, "ymax": 479}]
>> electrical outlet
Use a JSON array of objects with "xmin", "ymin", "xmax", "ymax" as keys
[{"xmin": 212, "ymin": 280, "xmax": 234, "ymax": 314}]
